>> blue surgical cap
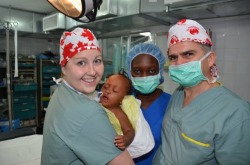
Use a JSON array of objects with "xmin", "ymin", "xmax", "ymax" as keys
[{"xmin": 126, "ymin": 43, "xmax": 166, "ymax": 84}]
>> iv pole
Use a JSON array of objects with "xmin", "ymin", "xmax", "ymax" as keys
[
  {"xmin": 1, "ymin": 20, "xmax": 18, "ymax": 131},
  {"xmin": 6, "ymin": 22, "xmax": 13, "ymax": 131},
  {"xmin": 1, "ymin": 4, "xmax": 19, "ymax": 131}
]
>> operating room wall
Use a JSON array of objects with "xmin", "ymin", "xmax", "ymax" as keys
[{"xmin": 156, "ymin": 15, "xmax": 250, "ymax": 102}]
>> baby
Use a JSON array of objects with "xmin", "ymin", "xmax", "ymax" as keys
[
  {"xmin": 100, "ymin": 73, "xmax": 135, "ymax": 150},
  {"xmin": 100, "ymin": 73, "xmax": 155, "ymax": 158}
]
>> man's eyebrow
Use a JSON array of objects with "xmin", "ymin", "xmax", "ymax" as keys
[
  {"xmin": 183, "ymin": 50, "xmax": 196, "ymax": 54},
  {"xmin": 168, "ymin": 50, "xmax": 196, "ymax": 56}
]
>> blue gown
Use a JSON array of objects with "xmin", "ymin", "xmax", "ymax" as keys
[{"xmin": 134, "ymin": 92, "xmax": 171, "ymax": 165}]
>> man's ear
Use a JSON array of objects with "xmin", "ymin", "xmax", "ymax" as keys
[{"xmin": 209, "ymin": 51, "xmax": 216, "ymax": 67}]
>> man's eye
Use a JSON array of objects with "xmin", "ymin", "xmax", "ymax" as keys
[
  {"xmin": 184, "ymin": 53, "xmax": 193, "ymax": 58},
  {"xmin": 168, "ymin": 55, "xmax": 177, "ymax": 61}
]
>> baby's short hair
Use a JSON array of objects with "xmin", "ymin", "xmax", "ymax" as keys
[{"xmin": 106, "ymin": 69, "xmax": 132, "ymax": 95}]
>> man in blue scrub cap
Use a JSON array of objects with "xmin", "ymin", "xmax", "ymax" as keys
[
  {"xmin": 127, "ymin": 43, "xmax": 171, "ymax": 165},
  {"xmin": 153, "ymin": 19, "xmax": 250, "ymax": 165}
]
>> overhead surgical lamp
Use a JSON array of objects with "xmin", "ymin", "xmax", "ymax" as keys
[{"xmin": 47, "ymin": 0, "xmax": 103, "ymax": 22}]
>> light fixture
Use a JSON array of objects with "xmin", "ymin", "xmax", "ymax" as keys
[
  {"xmin": 140, "ymin": 32, "xmax": 153, "ymax": 43},
  {"xmin": 164, "ymin": 0, "xmax": 189, "ymax": 5},
  {"xmin": 139, "ymin": 32, "xmax": 151, "ymax": 37},
  {"xmin": 47, "ymin": 0, "xmax": 103, "ymax": 22}
]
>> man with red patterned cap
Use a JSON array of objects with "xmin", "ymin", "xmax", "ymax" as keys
[
  {"xmin": 41, "ymin": 28, "xmax": 134, "ymax": 165},
  {"xmin": 153, "ymin": 19, "xmax": 250, "ymax": 165}
]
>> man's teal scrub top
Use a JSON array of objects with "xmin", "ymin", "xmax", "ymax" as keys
[{"xmin": 153, "ymin": 86, "xmax": 250, "ymax": 165}]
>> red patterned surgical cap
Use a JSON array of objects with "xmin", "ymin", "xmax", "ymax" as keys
[
  {"xmin": 167, "ymin": 19, "xmax": 212, "ymax": 48},
  {"xmin": 60, "ymin": 28, "xmax": 100, "ymax": 66}
]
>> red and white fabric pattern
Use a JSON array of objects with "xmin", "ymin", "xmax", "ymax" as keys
[
  {"xmin": 60, "ymin": 28, "xmax": 100, "ymax": 66},
  {"xmin": 167, "ymin": 19, "xmax": 212, "ymax": 48}
]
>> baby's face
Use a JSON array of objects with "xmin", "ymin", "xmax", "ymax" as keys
[{"xmin": 100, "ymin": 75, "xmax": 129, "ymax": 109}]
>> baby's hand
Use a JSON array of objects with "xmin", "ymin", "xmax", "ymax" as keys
[{"xmin": 114, "ymin": 135, "xmax": 127, "ymax": 150}]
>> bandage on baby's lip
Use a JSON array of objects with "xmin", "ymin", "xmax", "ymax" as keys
[{"xmin": 97, "ymin": 92, "xmax": 103, "ymax": 98}]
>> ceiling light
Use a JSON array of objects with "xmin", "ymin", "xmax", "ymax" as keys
[
  {"xmin": 139, "ymin": 32, "xmax": 151, "ymax": 36},
  {"xmin": 164, "ymin": 0, "xmax": 189, "ymax": 5},
  {"xmin": 47, "ymin": 0, "xmax": 103, "ymax": 22}
]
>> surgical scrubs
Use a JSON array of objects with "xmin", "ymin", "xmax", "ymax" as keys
[
  {"xmin": 134, "ymin": 92, "xmax": 171, "ymax": 165},
  {"xmin": 41, "ymin": 82, "xmax": 122, "ymax": 165},
  {"xmin": 153, "ymin": 86, "xmax": 250, "ymax": 165}
]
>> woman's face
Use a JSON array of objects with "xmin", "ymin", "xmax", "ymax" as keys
[
  {"xmin": 62, "ymin": 49, "xmax": 104, "ymax": 94},
  {"xmin": 131, "ymin": 54, "xmax": 159, "ymax": 77}
]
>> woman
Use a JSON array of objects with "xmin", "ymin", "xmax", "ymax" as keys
[
  {"xmin": 41, "ymin": 27, "xmax": 134, "ymax": 165},
  {"xmin": 127, "ymin": 43, "xmax": 171, "ymax": 165}
]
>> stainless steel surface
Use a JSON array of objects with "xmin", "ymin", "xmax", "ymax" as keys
[
  {"xmin": 0, "ymin": 6, "xmax": 63, "ymax": 39},
  {"xmin": 0, "ymin": 7, "xmax": 43, "ymax": 33},
  {"xmin": 0, "ymin": 0, "xmax": 249, "ymax": 38},
  {"xmin": 0, "ymin": 0, "xmax": 55, "ymax": 14},
  {"xmin": 43, "ymin": 13, "xmax": 66, "ymax": 32},
  {"xmin": 72, "ymin": 0, "xmax": 250, "ymax": 37},
  {"xmin": 166, "ymin": 0, "xmax": 250, "ymax": 19}
]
